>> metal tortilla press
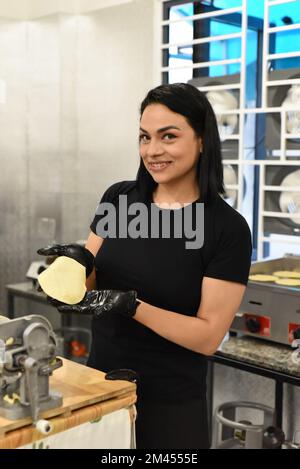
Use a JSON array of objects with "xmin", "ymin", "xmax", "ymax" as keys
[{"xmin": 0, "ymin": 315, "xmax": 63, "ymax": 434}]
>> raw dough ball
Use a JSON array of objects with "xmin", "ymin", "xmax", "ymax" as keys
[{"xmin": 38, "ymin": 256, "xmax": 86, "ymax": 305}]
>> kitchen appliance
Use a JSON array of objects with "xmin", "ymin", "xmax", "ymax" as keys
[
  {"xmin": 212, "ymin": 401, "xmax": 276, "ymax": 449},
  {"xmin": 212, "ymin": 401, "xmax": 300, "ymax": 449},
  {"xmin": 231, "ymin": 254, "xmax": 300, "ymax": 345},
  {"xmin": 0, "ymin": 315, "xmax": 62, "ymax": 430},
  {"xmin": 26, "ymin": 260, "xmax": 48, "ymax": 289}
]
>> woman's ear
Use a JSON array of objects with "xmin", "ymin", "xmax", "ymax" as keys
[{"xmin": 198, "ymin": 137, "xmax": 203, "ymax": 153}]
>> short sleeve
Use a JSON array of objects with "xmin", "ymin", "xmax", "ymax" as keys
[
  {"xmin": 90, "ymin": 180, "xmax": 136, "ymax": 236},
  {"xmin": 204, "ymin": 212, "xmax": 252, "ymax": 286},
  {"xmin": 90, "ymin": 182, "xmax": 122, "ymax": 235}
]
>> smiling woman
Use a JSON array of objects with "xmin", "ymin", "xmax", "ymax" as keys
[
  {"xmin": 38, "ymin": 83, "xmax": 252, "ymax": 450},
  {"xmin": 137, "ymin": 83, "xmax": 225, "ymax": 206},
  {"xmin": 139, "ymin": 106, "xmax": 202, "ymax": 197},
  {"xmin": 85, "ymin": 84, "xmax": 252, "ymax": 449}
]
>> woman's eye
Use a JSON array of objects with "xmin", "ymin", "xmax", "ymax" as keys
[
  {"xmin": 139, "ymin": 134, "xmax": 149, "ymax": 143},
  {"xmin": 139, "ymin": 133, "xmax": 176, "ymax": 143},
  {"xmin": 163, "ymin": 133, "xmax": 175, "ymax": 140}
]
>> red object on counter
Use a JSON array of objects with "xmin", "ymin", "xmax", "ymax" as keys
[
  {"xmin": 245, "ymin": 314, "xmax": 271, "ymax": 337},
  {"xmin": 288, "ymin": 323, "xmax": 300, "ymax": 344},
  {"xmin": 69, "ymin": 340, "xmax": 87, "ymax": 357}
]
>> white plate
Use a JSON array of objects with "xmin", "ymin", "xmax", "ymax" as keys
[{"xmin": 279, "ymin": 169, "xmax": 300, "ymax": 226}]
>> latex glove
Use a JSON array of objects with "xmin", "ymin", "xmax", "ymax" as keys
[
  {"xmin": 57, "ymin": 290, "xmax": 140, "ymax": 318},
  {"xmin": 37, "ymin": 243, "xmax": 94, "ymax": 278}
]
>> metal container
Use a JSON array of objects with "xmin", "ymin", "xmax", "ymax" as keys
[{"xmin": 212, "ymin": 401, "xmax": 276, "ymax": 449}]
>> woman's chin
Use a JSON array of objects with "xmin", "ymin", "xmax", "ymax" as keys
[{"xmin": 150, "ymin": 173, "xmax": 174, "ymax": 184}]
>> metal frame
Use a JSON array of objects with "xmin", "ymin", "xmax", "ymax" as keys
[
  {"xmin": 155, "ymin": 0, "xmax": 300, "ymax": 260},
  {"xmin": 260, "ymin": 0, "xmax": 300, "ymax": 258},
  {"xmin": 209, "ymin": 351, "xmax": 300, "ymax": 429}
]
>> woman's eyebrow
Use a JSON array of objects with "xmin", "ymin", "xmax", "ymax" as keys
[{"xmin": 139, "ymin": 125, "xmax": 181, "ymax": 134}]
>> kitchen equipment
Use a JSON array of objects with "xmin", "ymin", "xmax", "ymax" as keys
[
  {"xmin": 212, "ymin": 401, "xmax": 276, "ymax": 449},
  {"xmin": 26, "ymin": 261, "xmax": 48, "ymax": 289},
  {"xmin": 0, "ymin": 315, "xmax": 63, "ymax": 428},
  {"xmin": 0, "ymin": 359, "xmax": 137, "ymax": 449},
  {"xmin": 55, "ymin": 326, "xmax": 91, "ymax": 365},
  {"xmin": 231, "ymin": 254, "xmax": 300, "ymax": 345},
  {"xmin": 212, "ymin": 401, "xmax": 300, "ymax": 449}
]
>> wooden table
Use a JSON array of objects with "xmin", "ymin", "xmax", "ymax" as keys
[{"xmin": 0, "ymin": 359, "xmax": 137, "ymax": 449}]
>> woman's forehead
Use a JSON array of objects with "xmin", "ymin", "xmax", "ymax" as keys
[{"xmin": 140, "ymin": 104, "xmax": 188, "ymax": 129}]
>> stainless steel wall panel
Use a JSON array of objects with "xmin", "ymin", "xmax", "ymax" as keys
[
  {"xmin": 27, "ymin": 191, "xmax": 62, "ymax": 260},
  {"xmin": 27, "ymin": 16, "xmax": 60, "ymax": 87},
  {"xmin": 60, "ymin": 191, "xmax": 81, "ymax": 244},
  {"xmin": 61, "ymin": 192, "xmax": 98, "ymax": 243},
  {"xmin": 0, "ymin": 190, "xmax": 29, "ymax": 312}
]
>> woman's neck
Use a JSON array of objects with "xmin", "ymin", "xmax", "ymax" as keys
[{"xmin": 153, "ymin": 180, "xmax": 200, "ymax": 206}]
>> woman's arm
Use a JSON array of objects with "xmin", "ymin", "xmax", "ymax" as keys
[
  {"xmin": 134, "ymin": 276, "xmax": 246, "ymax": 355},
  {"xmin": 85, "ymin": 231, "xmax": 104, "ymax": 291}
]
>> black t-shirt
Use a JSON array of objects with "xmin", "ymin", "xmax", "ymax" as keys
[{"xmin": 88, "ymin": 180, "xmax": 252, "ymax": 403}]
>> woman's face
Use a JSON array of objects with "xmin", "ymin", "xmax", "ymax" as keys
[{"xmin": 139, "ymin": 104, "xmax": 202, "ymax": 185}]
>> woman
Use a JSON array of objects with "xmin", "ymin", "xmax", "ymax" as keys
[{"xmin": 39, "ymin": 83, "xmax": 252, "ymax": 449}]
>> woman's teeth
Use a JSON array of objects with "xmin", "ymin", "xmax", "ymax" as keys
[{"xmin": 149, "ymin": 162, "xmax": 172, "ymax": 170}]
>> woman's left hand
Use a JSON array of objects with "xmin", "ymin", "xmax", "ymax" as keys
[{"xmin": 57, "ymin": 289, "xmax": 140, "ymax": 318}]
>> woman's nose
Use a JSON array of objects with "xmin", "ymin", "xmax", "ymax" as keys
[{"xmin": 145, "ymin": 139, "xmax": 164, "ymax": 157}]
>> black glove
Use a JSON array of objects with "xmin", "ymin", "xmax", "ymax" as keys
[
  {"xmin": 57, "ymin": 290, "xmax": 140, "ymax": 318},
  {"xmin": 37, "ymin": 243, "xmax": 94, "ymax": 278}
]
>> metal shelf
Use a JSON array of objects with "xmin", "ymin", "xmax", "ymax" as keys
[
  {"xmin": 157, "ymin": 0, "xmax": 300, "ymax": 260},
  {"xmin": 258, "ymin": 0, "xmax": 300, "ymax": 257},
  {"xmin": 161, "ymin": 6, "xmax": 243, "ymax": 26},
  {"xmin": 264, "ymin": 186, "xmax": 300, "ymax": 192},
  {"xmin": 261, "ymin": 236, "xmax": 300, "ymax": 245},
  {"xmin": 262, "ymin": 211, "xmax": 300, "ymax": 218}
]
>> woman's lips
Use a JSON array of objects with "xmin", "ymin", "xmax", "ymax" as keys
[{"xmin": 148, "ymin": 161, "xmax": 172, "ymax": 171}]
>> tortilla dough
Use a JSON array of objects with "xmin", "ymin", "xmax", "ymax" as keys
[
  {"xmin": 249, "ymin": 274, "xmax": 279, "ymax": 282},
  {"xmin": 38, "ymin": 256, "xmax": 86, "ymax": 305},
  {"xmin": 275, "ymin": 278, "xmax": 300, "ymax": 286},
  {"xmin": 272, "ymin": 270, "xmax": 300, "ymax": 279}
]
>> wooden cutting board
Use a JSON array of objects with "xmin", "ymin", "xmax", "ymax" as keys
[{"xmin": 0, "ymin": 358, "xmax": 136, "ymax": 437}]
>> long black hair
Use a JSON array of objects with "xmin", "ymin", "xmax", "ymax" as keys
[{"xmin": 136, "ymin": 82, "xmax": 225, "ymax": 203}]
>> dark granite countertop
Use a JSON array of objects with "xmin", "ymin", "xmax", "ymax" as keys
[{"xmin": 217, "ymin": 335, "xmax": 300, "ymax": 377}]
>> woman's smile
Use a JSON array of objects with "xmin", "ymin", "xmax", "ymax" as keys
[{"xmin": 148, "ymin": 161, "xmax": 173, "ymax": 171}]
